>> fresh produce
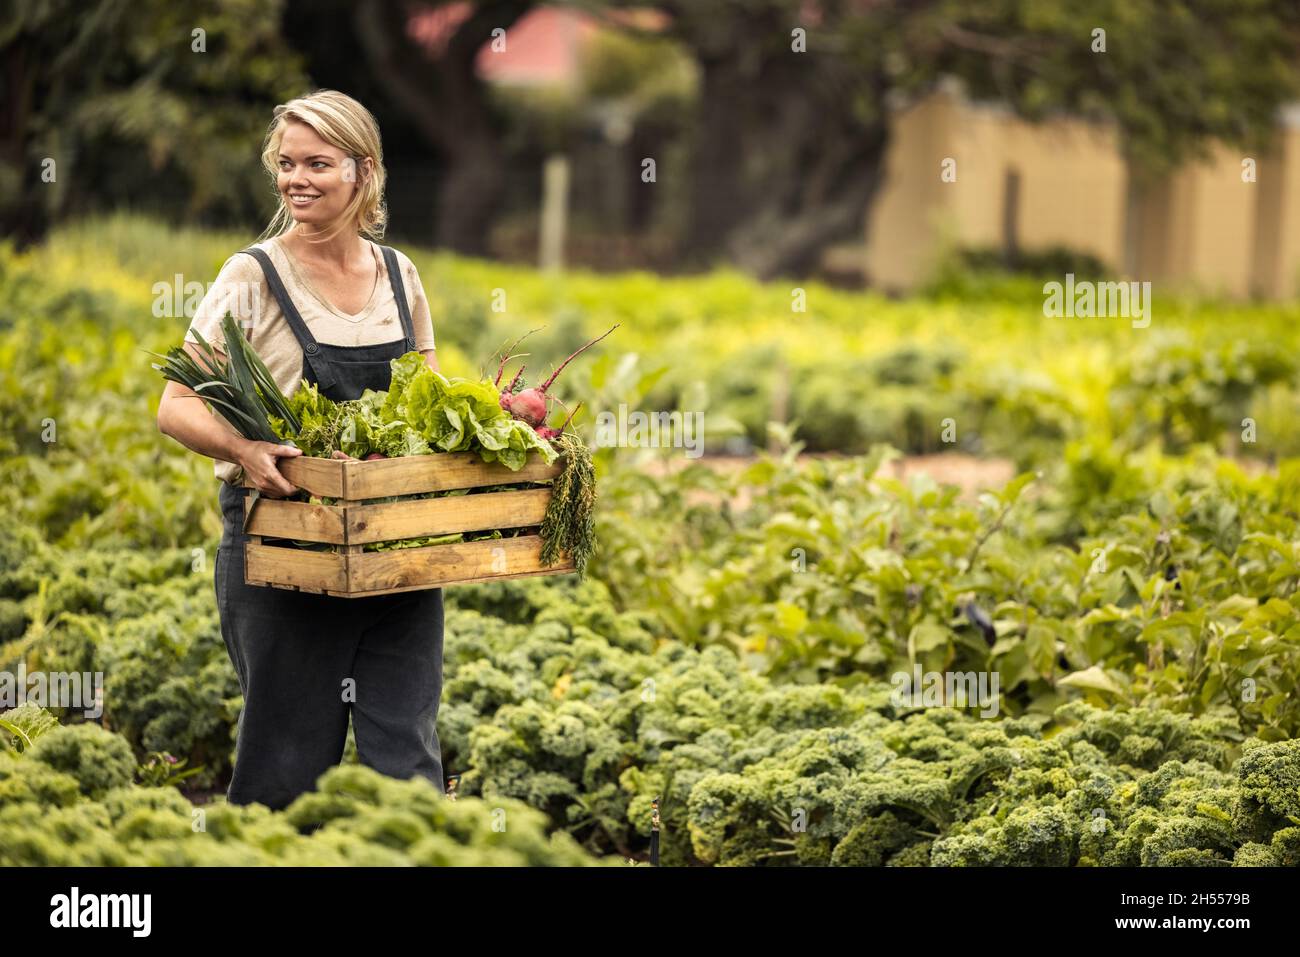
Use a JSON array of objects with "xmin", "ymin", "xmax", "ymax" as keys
[
  {"xmin": 145, "ymin": 317, "xmax": 607, "ymax": 570},
  {"xmin": 273, "ymin": 354, "xmax": 558, "ymax": 470},
  {"xmin": 539, "ymin": 431, "xmax": 597, "ymax": 575},
  {"xmin": 266, "ymin": 349, "xmax": 604, "ymax": 574},
  {"xmin": 495, "ymin": 324, "xmax": 619, "ymax": 429},
  {"xmin": 147, "ymin": 311, "xmax": 300, "ymax": 444}
]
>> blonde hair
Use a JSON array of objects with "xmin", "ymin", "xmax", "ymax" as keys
[{"xmin": 258, "ymin": 89, "xmax": 387, "ymax": 244}]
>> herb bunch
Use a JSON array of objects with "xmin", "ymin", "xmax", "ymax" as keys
[{"xmin": 539, "ymin": 431, "xmax": 596, "ymax": 576}]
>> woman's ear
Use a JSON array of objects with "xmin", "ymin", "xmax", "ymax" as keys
[{"xmin": 358, "ymin": 156, "xmax": 375, "ymax": 185}]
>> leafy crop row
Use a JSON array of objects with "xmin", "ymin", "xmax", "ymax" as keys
[
  {"xmin": 592, "ymin": 441, "xmax": 1300, "ymax": 740},
  {"xmin": 2, "ymin": 216, "xmax": 1298, "ymax": 866},
  {"xmin": 0, "ymin": 709, "xmax": 611, "ymax": 866}
]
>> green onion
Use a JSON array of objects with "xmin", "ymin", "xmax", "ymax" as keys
[{"xmin": 148, "ymin": 311, "xmax": 300, "ymax": 443}]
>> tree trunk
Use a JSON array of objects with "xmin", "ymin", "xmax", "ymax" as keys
[
  {"xmin": 433, "ymin": 142, "xmax": 505, "ymax": 255},
  {"xmin": 353, "ymin": 0, "xmax": 533, "ymax": 253},
  {"xmin": 681, "ymin": 56, "xmax": 750, "ymax": 262},
  {"xmin": 668, "ymin": 7, "xmax": 892, "ymax": 280},
  {"xmin": 726, "ymin": 136, "xmax": 888, "ymax": 280},
  {"xmin": 683, "ymin": 77, "xmax": 892, "ymax": 279},
  {"xmin": 0, "ymin": 42, "xmax": 45, "ymax": 246}
]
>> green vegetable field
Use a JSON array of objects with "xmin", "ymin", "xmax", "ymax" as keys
[{"xmin": 2, "ymin": 215, "xmax": 1299, "ymax": 867}]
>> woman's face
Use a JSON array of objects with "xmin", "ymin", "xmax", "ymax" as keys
[{"xmin": 276, "ymin": 120, "xmax": 371, "ymax": 231}]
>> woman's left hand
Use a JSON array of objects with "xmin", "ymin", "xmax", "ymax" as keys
[{"xmin": 331, "ymin": 450, "xmax": 357, "ymax": 460}]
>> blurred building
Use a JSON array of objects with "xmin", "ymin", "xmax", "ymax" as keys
[
  {"xmin": 864, "ymin": 83, "xmax": 1300, "ymax": 299},
  {"xmin": 410, "ymin": 4, "xmax": 666, "ymax": 87},
  {"xmin": 412, "ymin": 9, "xmax": 1300, "ymax": 297}
]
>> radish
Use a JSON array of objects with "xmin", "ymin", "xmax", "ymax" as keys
[
  {"xmin": 365, "ymin": 452, "xmax": 387, "ymax": 460},
  {"xmin": 535, "ymin": 402, "xmax": 582, "ymax": 441},
  {"xmin": 498, "ymin": 324, "xmax": 619, "ymax": 428}
]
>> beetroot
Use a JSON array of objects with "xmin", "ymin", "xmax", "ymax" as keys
[
  {"xmin": 497, "ymin": 325, "xmax": 618, "ymax": 431},
  {"xmin": 365, "ymin": 452, "xmax": 387, "ymax": 460},
  {"xmin": 535, "ymin": 402, "xmax": 582, "ymax": 441},
  {"xmin": 500, "ymin": 388, "xmax": 548, "ymax": 427}
]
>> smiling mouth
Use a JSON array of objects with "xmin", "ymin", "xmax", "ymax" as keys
[{"xmin": 288, "ymin": 194, "xmax": 322, "ymax": 205}]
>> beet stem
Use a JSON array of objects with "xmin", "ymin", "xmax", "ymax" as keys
[
  {"xmin": 558, "ymin": 400, "xmax": 583, "ymax": 433},
  {"xmin": 493, "ymin": 327, "xmax": 545, "ymax": 386},
  {"xmin": 539, "ymin": 324, "xmax": 620, "ymax": 393}
]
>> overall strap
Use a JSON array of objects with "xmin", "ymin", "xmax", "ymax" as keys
[
  {"xmin": 379, "ymin": 246, "xmax": 418, "ymax": 352},
  {"xmin": 236, "ymin": 247, "xmax": 337, "ymax": 393}
]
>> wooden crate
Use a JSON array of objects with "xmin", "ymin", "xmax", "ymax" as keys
[{"xmin": 240, "ymin": 452, "xmax": 575, "ymax": 597}]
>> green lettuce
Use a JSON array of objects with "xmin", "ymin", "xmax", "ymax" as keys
[{"xmin": 276, "ymin": 352, "xmax": 557, "ymax": 470}]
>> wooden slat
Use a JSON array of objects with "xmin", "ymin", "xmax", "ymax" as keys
[
  {"xmin": 245, "ymin": 542, "xmax": 347, "ymax": 592},
  {"xmin": 326, "ymin": 564, "xmax": 574, "ymax": 598},
  {"xmin": 244, "ymin": 497, "xmax": 346, "ymax": 544},
  {"xmin": 342, "ymin": 452, "xmax": 563, "ymax": 499},
  {"xmin": 240, "ymin": 450, "xmax": 576, "ymax": 596},
  {"xmin": 240, "ymin": 452, "xmax": 563, "ymax": 499},
  {"xmin": 341, "ymin": 541, "xmax": 363, "ymax": 593},
  {"xmin": 241, "ymin": 456, "xmax": 345, "ymax": 498},
  {"xmin": 345, "ymin": 489, "xmax": 551, "ymax": 544},
  {"xmin": 349, "ymin": 535, "xmax": 574, "ymax": 592}
]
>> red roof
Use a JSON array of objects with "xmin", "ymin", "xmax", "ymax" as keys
[{"xmin": 407, "ymin": 4, "xmax": 668, "ymax": 85}]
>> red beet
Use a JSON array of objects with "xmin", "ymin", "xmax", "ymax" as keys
[
  {"xmin": 498, "ymin": 325, "xmax": 618, "ymax": 428},
  {"xmin": 535, "ymin": 401, "xmax": 583, "ymax": 442},
  {"xmin": 365, "ymin": 452, "xmax": 387, "ymax": 460},
  {"xmin": 500, "ymin": 388, "xmax": 548, "ymax": 426}
]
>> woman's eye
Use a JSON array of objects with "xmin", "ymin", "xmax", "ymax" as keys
[{"xmin": 312, "ymin": 162, "xmax": 328, "ymax": 169}]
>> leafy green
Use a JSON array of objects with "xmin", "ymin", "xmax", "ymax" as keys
[
  {"xmin": 0, "ymin": 702, "xmax": 60, "ymax": 754},
  {"xmin": 0, "ymin": 710, "xmax": 613, "ymax": 866},
  {"xmin": 279, "ymin": 353, "xmax": 557, "ymax": 470}
]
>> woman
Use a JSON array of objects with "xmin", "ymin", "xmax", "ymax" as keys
[{"xmin": 156, "ymin": 90, "xmax": 446, "ymax": 811}]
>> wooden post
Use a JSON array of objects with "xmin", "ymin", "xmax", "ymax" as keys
[{"xmin": 540, "ymin": 153, "xmax": 570, "ymax": 273}]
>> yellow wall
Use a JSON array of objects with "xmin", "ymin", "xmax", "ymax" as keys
[
  {"xmin": 1251, "ymin": 117, "xmax": 1300, "ymax": 298},
  {"xmin": 1131, "ymin": 145, "xmax": 1256, "ymax": 297},
  {"xmin": 862, "ymin": 92, "xmax": 956, "ymax": 290},
  {"xmin": 949, "ymin": 100, "xmax": 1126, "ymax": 263},
  {"xmin": 863, "ymin": 89, "xmax": 1300, "ymax": 300}
]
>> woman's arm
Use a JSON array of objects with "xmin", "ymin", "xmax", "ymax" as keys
[
  {"xmin": 156, "ymin": 340, "xmax": 301, "ymax": 497},
  {"xmin": 422, "ymin": 348, "xmax": 440, "ymax": 373}
]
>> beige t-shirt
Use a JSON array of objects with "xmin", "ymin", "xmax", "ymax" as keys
[{"xmin": 184, "ymin": 234, "xmax": 437, "ymax": 486}]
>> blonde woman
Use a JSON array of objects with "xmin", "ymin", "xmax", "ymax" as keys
[{"xmin": 156, "ymin": 90, "xmax": 446, "ymax": 811}]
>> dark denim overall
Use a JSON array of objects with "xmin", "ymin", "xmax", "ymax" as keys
[{"xmin": 213, "ymin": 244, "xmax": 445, "ymax": 811}]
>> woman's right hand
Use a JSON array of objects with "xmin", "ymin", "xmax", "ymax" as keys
[{"xmin": 237, "ymin": 440, "xmax": 302, "ymax": 497}]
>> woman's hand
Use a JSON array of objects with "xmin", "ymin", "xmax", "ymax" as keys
[{"xmin": 237, "ymin": 440, "xmax": 302, "ymax": 497}]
